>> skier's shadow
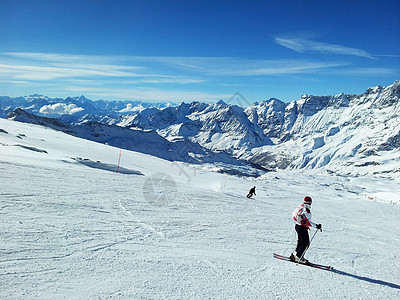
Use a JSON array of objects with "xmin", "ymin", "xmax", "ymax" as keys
[{"xmin": 328, "ymin": 268, "xmax": 400, "ymax": 290}]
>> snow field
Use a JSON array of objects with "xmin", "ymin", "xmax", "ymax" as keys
[{"xmin": 1, "ymin": 119, "xmax": 399, "ymax": 299}]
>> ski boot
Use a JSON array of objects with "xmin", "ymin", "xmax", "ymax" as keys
[{"xmin": 289, "ymin": 253, "xmax": 297, "ymax": 262}]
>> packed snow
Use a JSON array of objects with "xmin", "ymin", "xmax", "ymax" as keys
[{"xmin": 1, "ymin": 118, "xmax": 399, "ymax": 299}]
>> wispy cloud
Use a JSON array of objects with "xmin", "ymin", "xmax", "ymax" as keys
[
  {"xmin": 211, "ymin": 59, "xmax": 347, "ymax": 76},
  {"xmin": 64, "ymin": 86, "xmax": 230, "ymax": 102},
  {"xmin": 332, "ymin": 67, "xmax": 396, "ymax": 76},
  {"xmin": 274, "ymin": 37, "xmax": 374, "ymax": 59},
  {"xmin": 1, "ymin": 52, "xmax": 347, "ymax": 82},
  {"xmin": 126, "ymin": 77, "xmax": 207, "ymax": 84},
  {"xmin": 0, "ymin": 53, "xmax": 205, "ymax": 83},
  {"xmin": 3, "ymin": 52, "xmax": 126, "ymax": 65},
  {"xmin": 122, "ymin": 56, "xmax": 346, "ymax": 76},
  {"xmin": 0, "ymin": 63, "xmax": 138, "ymax": 81},
  {"xmin": 1, "ymin": 51, "xmax": 394, "ymax": 102},
  {"xmin": 0, "ymin": 79, "xmax": 30, "ymax": 84}
]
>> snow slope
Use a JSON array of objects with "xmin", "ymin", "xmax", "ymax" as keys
[
  {"xmin": 7, "ymin": 108, "xmax": 255, "ymax": 174},
  {"xmin": 1, "ymin": 118, "xmax": 399, "ymax": 299}
]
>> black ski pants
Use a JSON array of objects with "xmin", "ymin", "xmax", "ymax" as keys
[{"xmin": 295, "ymin": 224, "xmax": 310, "ymax": 258}]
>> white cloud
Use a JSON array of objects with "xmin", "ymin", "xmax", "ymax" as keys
[
  {"xmin": 40, "ymin": 103, "xmax": 84, "ymax": 115},
  {"xmin": 274, "ymin": 37, "xmax": 374, "ymax": 59},
  {"xmin": 119, "ymin": 103, "xmax": 144, "ymax": 113}
]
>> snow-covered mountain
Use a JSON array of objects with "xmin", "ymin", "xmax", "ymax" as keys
[
  {"xmin": 1, "ymin": 81, "xmax": 399, "ymax": 179},
  {"xmin": 245, "ymin": 81, "xmax": 400, "ymax": 179},
  {"xmin": 116, "ymin": 100, "xmax": 269, "ymax": 156},
  {"xmin": 7, "ymin": 108, "xmax": 261, "ymax": 177},
  {"xmin": 0, "ymin": 94, "xmax": 174, "ymax": 119}
]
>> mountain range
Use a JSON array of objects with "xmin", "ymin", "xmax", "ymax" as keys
[{"xmin": 1, "ymin": 81, "xmax": 399, "ymax": 179}]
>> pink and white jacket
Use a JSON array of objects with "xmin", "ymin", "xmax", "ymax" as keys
[{"xmin": 292, "ymin": 204, "xmax": 317, "ymax": 230}]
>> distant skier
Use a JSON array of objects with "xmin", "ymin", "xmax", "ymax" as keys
[
  {"xmin": 246, "ymin": 186, "xmax": 256, "ymax": 198},
  {"xmin": 290, "ymin": 196, "xmax": 322, "ymax": 264}
]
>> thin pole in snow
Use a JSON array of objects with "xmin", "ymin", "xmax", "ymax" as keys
[{"xmin": 116, "ymin": 150, "xmax": 122, "ymax": 174}]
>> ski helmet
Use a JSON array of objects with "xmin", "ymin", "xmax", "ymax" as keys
[{"xmin": 304, "ymin": 196, "xmax": 312, "ymax": 205}]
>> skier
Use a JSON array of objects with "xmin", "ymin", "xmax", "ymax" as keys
[
  {"xmin": 246, "ymin": 186, "xmax": 256, "ymax": 198},
  {"xmin": 290, "ymin": 196, "xmax": 322, "ymax": 264}
]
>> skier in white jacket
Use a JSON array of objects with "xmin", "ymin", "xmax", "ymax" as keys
[{"xmin": 290, "ymin": 196, "xmax": 322, "ymax": 264}]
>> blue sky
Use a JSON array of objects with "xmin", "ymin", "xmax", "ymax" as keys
[{"xmin": 0, "ymin": 0, "xmax": 399, "ymax": 105}]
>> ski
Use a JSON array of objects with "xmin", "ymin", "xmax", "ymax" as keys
[{"xmin": 273, "ymin": 253, "xmax": 333, "ymax": 270}]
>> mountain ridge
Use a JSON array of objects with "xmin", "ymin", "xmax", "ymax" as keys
[
  {"xmin": 2, "ymin": 81, "xmax": 399, "ymax": 179},
  {"xmin": 7, "ymin": 108, "xmax": 261, "ymax": 177}
]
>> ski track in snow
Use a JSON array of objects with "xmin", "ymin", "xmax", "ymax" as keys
[{"xmin": 0, "ymin": 118, "xmax": 400, "ymax": 299}]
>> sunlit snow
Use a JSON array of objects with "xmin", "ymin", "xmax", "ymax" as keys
[{"xmin": 0, "ymin": 118, "xmax": 399, "ymax": 299}]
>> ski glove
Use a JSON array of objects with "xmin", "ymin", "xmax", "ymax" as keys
[{"xmin": 316, "ymin": 224, "xmax": 322, "ymax": 230}]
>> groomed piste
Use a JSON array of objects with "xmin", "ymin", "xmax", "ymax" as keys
[{"xmin": 1, "ymin": 118, "xmax": 399, "ymax": 299}]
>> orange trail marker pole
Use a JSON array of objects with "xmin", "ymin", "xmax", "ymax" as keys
[{"xmin": 116, "ymin": 150, "xmax": 122, "ymax": 174}]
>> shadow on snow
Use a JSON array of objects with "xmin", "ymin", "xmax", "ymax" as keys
[{"xmin": 329, "ymin": 268, "xmax": 400, "ymax": 290}]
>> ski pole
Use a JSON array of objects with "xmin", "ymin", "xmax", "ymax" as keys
[{"xmin": 297, "ymin": 229, "xmax": 319, "ymax": 264}]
